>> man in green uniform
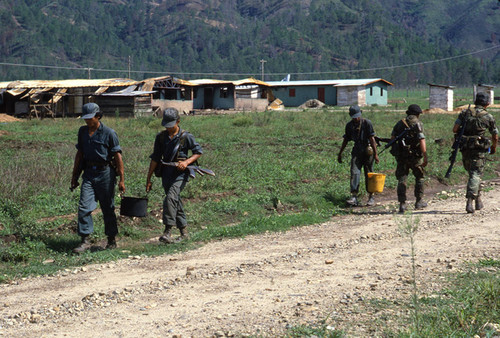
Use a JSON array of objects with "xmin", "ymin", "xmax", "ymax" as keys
[
  {"xmin": 390, "ymin": 104, "xmax": 428, "ymax": 213},
  {"xmin": 453, "ymin": 92, "xmax": 498, "ymax": 213}
]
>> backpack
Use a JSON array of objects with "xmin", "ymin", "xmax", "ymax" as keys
[
  {"xmin": 390, "ymin": 116, "xmax": 422, "ymax": 157},
  {"xmin": 460, "ymin": 108, "xmax": 491, "ymax": 151}
]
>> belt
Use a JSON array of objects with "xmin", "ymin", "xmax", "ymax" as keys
[{"xmin": 85, "ymin": 161, "xmax": 110, "ymax": 170}]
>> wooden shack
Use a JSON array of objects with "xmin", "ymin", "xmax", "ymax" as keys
[
  {"xmin": 428, "ymin": 83, "xmax": 455, "ymax": 111},
  {"xmin": 0, "ymin": 78, "xmax": 143, "ymax": 118}
]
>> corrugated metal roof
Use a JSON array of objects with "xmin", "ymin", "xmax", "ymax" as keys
[
  {"xmin": 188, "ymin": 79, "xmax": 235, "ymax": 86},
  {"xmin": 233, "ymin": 77, "xmax": 269, "ymax": 86},
  {"xmin": 0, "ymin": 78, "xmax": 139, "ymax": 89},
  {"xmin": 265, "ymin": 78, "xmax": 393, "ymax": 87}
]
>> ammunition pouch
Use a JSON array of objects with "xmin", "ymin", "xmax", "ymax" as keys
[{"xmin": 460, "ymin": 136, "xmax": 490, "ymax": 151}]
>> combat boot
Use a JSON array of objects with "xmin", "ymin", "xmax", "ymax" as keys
[
  {"xmin": 415, "ymin": 199, "xmax": 428, "ymax": 210},
  {"xmin": 159, "ymin": 226, "xmax": 175, "ymax": 244},
  {"xmin": 175, "ymin": 227, "xmax": 189, "ymax": 242},
  {"xmin": 466, "ymin": 198, "xmax": 474, "ymax": 214},
  {"xmin": 105, "ymin": 236, "xmax": 117, "ymax": 250},
  {"xmin": 475, "ymin": 194, "xmax": 484, "ymax": 211},
  {"xmin": 73, "ymin": 235, "xmax": 91, "ymax": 254},
  {"xmin": 399, "ymin": 202, "xmax": 407, "ymax": 214}
]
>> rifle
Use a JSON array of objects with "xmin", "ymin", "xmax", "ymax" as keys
[
  {"xmin": 161, "ymin": 161, "xmax": 216, "ymax": 179},
  {"xmin": 378, "ymin": 128, "xmax": 411, "ymax": 155},
  {"xmin": 444, "ymin": 105, "xmax": 469, "ymax": 178}
]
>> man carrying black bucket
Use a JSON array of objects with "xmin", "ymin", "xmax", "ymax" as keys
[
  {"xmin": 71, "ymin": 103, "xmax": 125, "ymax": 253},
  {"xmin": 146, "ymin": 108, "xmax": 202, "ymax": 243},
  {"xmin": 390, "ymin": 104, "xmax": 428, "ymax": 213},
  {"xmin": 337, "ymin": 105, "xmax": 380, "ymax": 206}
]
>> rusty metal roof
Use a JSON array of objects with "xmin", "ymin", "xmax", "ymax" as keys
[{"xmin": 0, "ymin": 78, "xmax": 139, "ymax": 89}]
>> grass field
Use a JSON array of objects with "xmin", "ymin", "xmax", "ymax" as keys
[{"xmin": 0, "ymin": 102, "xmax": 499, "ymax": 280}]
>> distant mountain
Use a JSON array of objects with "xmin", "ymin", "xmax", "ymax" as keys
[{"xmin": 0, "ymin": 0, "xmax": 498, "ymax": 86}]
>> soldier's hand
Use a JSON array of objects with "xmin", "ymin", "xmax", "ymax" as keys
[
  {"xmin": 146, "ymin": 181, "xmax": 152, "ymax": 193},
  {"xmin": 374, "ymin": 154, "xmax": 380, "ymax": 164},
  {"xmin": 118, "ymin": 181, "xmax": 126, "ymax": 194},
  {"xmin": 337, "ymin": 153, "xmax": 342, "ymax": 164}
]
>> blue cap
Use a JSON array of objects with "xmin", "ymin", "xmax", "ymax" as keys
[
  {"xmin": 161, "ymin": 108, "xmax": 180, "ymax": 128},
  {"xmin": 349, "ymin": 105, "xmax": 362, "ymax": 118},
  {"xmin": 81, "ymin": 103, "xmax": 101, "ymax": 119}
]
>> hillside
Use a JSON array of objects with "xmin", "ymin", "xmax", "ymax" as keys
[{"xmin": 0, "ymin": 0, "xmax": 499, "ymax": 86}]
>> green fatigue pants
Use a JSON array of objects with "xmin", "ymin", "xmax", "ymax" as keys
[
  {"xmin": 461, "ymin": 150, "xmax": 486, "ymax": 199},
  {"xmin": 395, "ymin": 156, "xmax": 424, "ymax": 203}
]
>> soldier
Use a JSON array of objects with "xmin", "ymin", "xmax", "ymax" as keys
[
  {"xmin": 453, "ymin": 92, "xmax": 498, "ymax": 213},
  {"xmin": 390, "ymin": 104, "xmax": 428, "ymax": 213},
  {"xmin": 71, "ymin": 103, "xmax": 125, "ymax": 253},
  {"xmin": 337, "ymin": 105, "xmax": 379, "ymax": 206},
  {"xmin": 146, "ymin": 108, "xmax": 203, "ymax": 243}
]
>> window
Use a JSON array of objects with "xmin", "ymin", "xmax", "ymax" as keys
[
  {"xmin": 220, "ymin": 87, "xmax": 229, "ymax": 98},
  {"xmin": 289, "ymin": 88, "xmax": 296, "ymax": 97},
  {"xmin": 380, "ymin": 88, "xmax": 384, "ymax": 96},
  {"xmin": 370, "ymin": 87, "xmax": 373, "ymax": 96}
]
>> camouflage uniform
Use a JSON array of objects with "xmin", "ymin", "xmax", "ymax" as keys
[
  {"xmin": 455, "ymin": 105, "xmax": 498, "ymax": 200},
  {"xmin": 391, "ymin": 114, "xmax": 426, "ymax": 207}
]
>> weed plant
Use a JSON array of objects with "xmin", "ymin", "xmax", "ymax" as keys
[{"xmin": 0, "ymin": 103, "xmax": 498, "ymax": 282}]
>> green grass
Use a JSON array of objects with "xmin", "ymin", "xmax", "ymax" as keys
[{"xmin": 0, "ymin": 101, "xmax": 499, "ymax": 283}]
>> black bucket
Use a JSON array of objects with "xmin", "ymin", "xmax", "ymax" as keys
[{"xmin": 120, "ymin": 196, "xmax": 148, "ymax": 217}]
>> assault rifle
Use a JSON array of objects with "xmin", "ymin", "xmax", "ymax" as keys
[
  {"xmin": 444, "ymin": 105, "xmax": 469, "ymax": 178},
  {"xmin": 378, "ymin": 127, "xmax": 411, "ymax": 155},
  {"xmin": 161, "ymin": 161, "xmax": 216, "ymax": 179}
]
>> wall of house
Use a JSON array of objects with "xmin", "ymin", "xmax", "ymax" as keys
[
  {"xmin": 271, "ymin": 85, "xmax": 337, "ymax": 107},
  {"xmin": 234, "ymin": 98, "xmax": 269, "ymax": 111},
  {"xmin": 365, "ymin": 83, "xmax": 388, "ymax": 105},
  {"xmin": 152, "ymin": 99, "xmax": 194, "ymax": 115},
  {"xmin": 337, "ymin": 86, "xmax": 364, "ymax": 106},
  {"xmin": 429, "ymin": 86, "xmax": 454, "ymax": 111}
]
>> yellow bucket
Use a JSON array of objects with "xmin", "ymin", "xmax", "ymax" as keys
[{"xmin": 367, "ymin": 172, "xmax": 386, "ymax": 193}]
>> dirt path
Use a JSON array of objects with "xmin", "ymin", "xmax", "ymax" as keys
[{"xmin": 0, "ymin": 181, "xmax": 499, "ymax": 337}]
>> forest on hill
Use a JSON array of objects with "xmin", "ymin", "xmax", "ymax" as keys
[{"xmin": 0, "ymin": 0, "xmax": 499, "ymax": 87}]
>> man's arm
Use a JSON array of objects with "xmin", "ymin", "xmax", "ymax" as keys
[
  {"xmin": 419, "ymin": 138, "xmax": 428, "ymax": 167},
  {"xmin": 369, "ymin": 135, "xmax": 379, "ymax": 164},
  {"xmin": 113, "ymin": 152, "xmax": 125, "ymax": 193},
  {"xmin": 491, "ymin": 133, "xmax": 498, "ymax": 154},
  {"xmin": 177, "ymin": 154, "xmax": 202, "ymax": 171},
  {"xmin": 145, "ymin": 160, "xmax": 158, "ymax": 193},
  {"xmin": 71, "ymin": 150, "xmax": 84, "ymax": 190},
  {"xmin": 337, "ymin": 138, "xmax": 348, "ymax": 163}
]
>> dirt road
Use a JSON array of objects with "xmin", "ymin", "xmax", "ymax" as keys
[{"xmin": 0, "ymin": 181, "xmax": 499, "ymax": 337}]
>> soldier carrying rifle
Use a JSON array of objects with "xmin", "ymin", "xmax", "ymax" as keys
[
  {"xmin": 452, "ymin": 92, "xmax": 498, "ymax": 214},
  {"xmin": 389, "ymin": 104, "xmax": 428, "ymax": 213}
]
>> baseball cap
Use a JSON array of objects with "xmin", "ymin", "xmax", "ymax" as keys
[
  {"xmin": 161, "ymin": 108, "xmax": 180, "ymax": 128},
  {"xmin": 81, "ymin": 103, "xmax": 101, "ymax": 119},
  {"xmin": 349, "ymin": 105, "xmax": 362, "ymax": 118}
]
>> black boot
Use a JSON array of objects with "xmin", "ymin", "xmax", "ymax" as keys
[
  {"xmin": 415, "ymin": 199, "xmax": 428, "ymax": 210},
  {"xmin": 73, "ymin": 235, "xmax": 91, "ymax": 254},
  {"xmin": 466, "ymin": 198, "xmax": 474, "ymax": 214},
  {"xmin": 399, "ymin": 202, "xmax": 407, "ymax": 214},
  {"xmin": 105, "ymin": 236, "xmax": 117, "ymax": 249}
]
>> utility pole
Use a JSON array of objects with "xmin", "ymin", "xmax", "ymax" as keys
[
  {"xmin": 87, "ymin": 67, "xmax": 92, "ymax": 79},
  {"xmin": 128, "ymin": 55, "xmax": 131, "ymax": 79},
  {"xmin": 260, "ymin": 59, "xmax": 266, "ymax": 81}
]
